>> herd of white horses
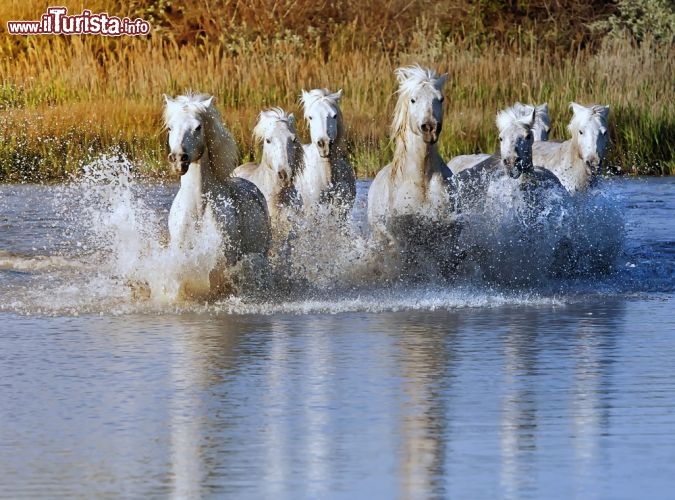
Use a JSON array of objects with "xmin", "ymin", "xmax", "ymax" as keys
[{"xmin": 162, "ymin": 64, "xmax": 611, "ymax": 297}]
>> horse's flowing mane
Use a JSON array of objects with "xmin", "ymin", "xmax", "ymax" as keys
[
  {"xmin": 252, "ymin": 107, "xmax": 296, "ymax": 143},
  {"xmin": 300, "ymin": 88, "xmax": 345, "ymax": 145},
  {"xmin": 496, "ymin": 103, "xmax": 536, "ymax": 133},
  {"xmin": 163, "ymin": 91, "xmax": 239, "ymax": 179},
  {"xmin": 163, "ymin": 91, "xmax": 212, "ymax": 126}
]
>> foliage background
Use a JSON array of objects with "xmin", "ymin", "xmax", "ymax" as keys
[{"xmin": 0, "ymin": 0, "xmax": 673, "ymax": 181}]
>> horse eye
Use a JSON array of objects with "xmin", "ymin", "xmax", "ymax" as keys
[
  {"xmin": 308, "ymin": 116, "xmax": 313, "ymax": 121},
  {"xmin": 439, "ymin": 96, "xmax": 444, "ymax": 103},
  {"xmin": 526, "ymin": 132, "xmax": 532, "ymax": 140},
  {"xmin": 266, "ymin": 138, "xmax": 271, "ymax": 144},
  {"xmin": 331, "ymin": 114, "xmax": 337, "ymax": 119},
  {"xmin": 499, "ymin": 136, "xmax": 503, "ymax": 142},
  {"xmin": 579, "ymin": 130, "xmax": 584, "ymax": 135},
  {"xmin": 195, "ymin": 124, "xmax": 202, "ymax": 132},
  {"xmin": 411, "ymin": 99, "xmax": 416, "ymax": 104}
]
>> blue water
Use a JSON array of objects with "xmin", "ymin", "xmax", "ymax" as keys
[{"xmin": 1, "ymin": 176, "xmax": 674, "ymax": 498}]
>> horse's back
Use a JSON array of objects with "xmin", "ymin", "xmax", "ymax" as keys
[
  {"xmin": 453, "ymin": 155, "xmax": 501, "ymax": 211},
  {"xmin": 447, "ymin": 153, "xmax": 492, "ymax": 174},
  {"xmin": 232, "ymin": 162, "xmax": 258, "ymax": 180},
  {"xmin": 221, "ymin": 177, "xmax": 272, "ymax": 258},
  {"xmin": 531, "ymin": 140, "xmax": 568, "ymax": 169}
]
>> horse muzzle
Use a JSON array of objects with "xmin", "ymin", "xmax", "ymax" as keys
[
  {"xmin": 168, "ymin": 153, "xmax": 191, "ymax": 175},
  {"xmin": 503, "ymin": 158, "xmax": 522, "ymax": 179},
  {"xmin": 316, "ymin": 138, "xmax": 332, "ymax": 158},
  {"xmin": 586, "ymin": 159, "xmax": 602, "ymax": 176},
  {"xmin": 420, "ymin": 121, "xmax": 441, "ymax": 144}
]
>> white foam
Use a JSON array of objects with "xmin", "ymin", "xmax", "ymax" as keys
[{"xmin": 0, "ymin": 154, "xmax": 630, "ymax": 316}]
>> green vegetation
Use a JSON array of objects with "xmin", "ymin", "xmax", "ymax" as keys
[{"xmin": 0, "ymin": 0, "xmax": 673, "ymax": 182}]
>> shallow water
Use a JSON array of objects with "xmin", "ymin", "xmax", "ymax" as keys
[{"xmin": 1, "ymin": 173, "xmax": 675, "ymax": 498}]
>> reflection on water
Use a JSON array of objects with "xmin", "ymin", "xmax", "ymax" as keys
[
  {"xmin": 2, "ymin": 177, "xmax": 675, "ymax": 497},
  {"xmin": 3, "ymin": 298, "xmax": 675, "ymax": 498}
]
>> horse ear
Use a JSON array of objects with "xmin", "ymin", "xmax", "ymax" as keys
[
  {"xmin": 163, "ymin": 94, "xmax": 173, "ymax": 104},
  {"xmin": 594, "ymin": 104, "xmax": 610, "ymax": 120},
  {"xmin": 538, "ymin": 103, "xmax": 549, "ymax": 114},
  {"xmin": 516, "ymin": 105, "xmax": 536, "ymax": 128},
  {"xmin": 288, "ymin": 113, "xmax": 296, "ymax": 130},
  {"xmin": 333, "ymin": 89, "xmax": 344, "ymax": 102},
  {"xmin": 203, "ymin": 96, "xmax": 215, "ymax": 108},
  {"xmin": 300, "ymin": 89, "xmax": 310, "ymax": 104},
  {"xmin": 570, "ymin": 101, "xmax": 584, "ymax": 115}
]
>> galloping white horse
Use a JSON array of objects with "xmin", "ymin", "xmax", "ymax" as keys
[
  {"xmin": 447, "ymin": 102, "xmax": 551, "ymax": 174},
  {"xmin": 367, "ymin": 65, "xmax": 459, "ymax": 272},
  {"xmin": 294, "ymin": 88, "xmax": 356, "ymax": 217},
  {"xmin": 532, "ymin": 102, "xmax": 610, "ymax": 193},
  {"xmin": 233, "ymin": 108, "xmax": 303, "ymax": 223},
  {"xmin": 494, "ymin": 105, "xmax": 566, "ymax": 195},
  {"xmin": 453, "ymin": 104, "xmax": 566, "ymax": 213},
  {"xmin": 164, "ymin": 92, "xmax": 271, "ymax": 296}
]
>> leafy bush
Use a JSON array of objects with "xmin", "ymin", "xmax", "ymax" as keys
[{"xmin": 590, "ymin": 0, "xmax": 675, "ymax": 44}]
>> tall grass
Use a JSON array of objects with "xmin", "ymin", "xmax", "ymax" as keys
[{"xmin": 0, "ymin": 1, "xmax": 673, "ymax": 182}]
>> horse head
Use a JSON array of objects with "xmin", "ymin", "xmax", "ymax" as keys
[
  {"xmin": 300, "ymin": 88, "xmax": 343, "ymax": 158},
  {"xmin": 497, "ymin": 104, "xmax": 536, "ymax": 179},
  {"xmin": 393, "ymin": 65, "xmax": 448, "ymax": 144},
  {"xmin": 163, "ymin": 93, "xmax": 212, "ymax": 175},
  {"xmin": 254, "ymin": 107, "xmax": 301, "ymax": 187},
  {"xmin": 569, "ymin": 102, "xmax": 610, "ymax": 176}
]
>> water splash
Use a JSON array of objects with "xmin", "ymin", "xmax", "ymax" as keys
[{"xmin": 0, "ymin": 154, "xmax": 641, "ymax": 316}]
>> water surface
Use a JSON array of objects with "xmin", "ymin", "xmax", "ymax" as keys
[{"xmin": 1, "ymin": 174, "xmax": 674, "ymax": 498}]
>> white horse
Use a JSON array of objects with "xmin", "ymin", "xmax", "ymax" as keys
[
  {"xmin": 532, "ymin": 102, "xmax": 610, "ymax": 193},
  {"xmin": 453, "ymin": 104, "xmax": 567, "ymax": 213},
  {"xmin": 294, "ymin": 88, "xmax": 356, "ymax": 217},
  {"xmin": 164, "ymin": 92, "xmax": 271, "ymax": 297},
  {"xmin": 447, "ymin": 102, "xmax": 551, "ymax": 174},
  {"xmin": 453, "ymin": 104, "xmax": 573, "ymax": 282},
  {"xmin": 367, "ymin": 65, "xmax": 460, "ymax": 274},
  {"xmin": 233, "ymin": 108, "xmax": 303, "ymax": 223}
]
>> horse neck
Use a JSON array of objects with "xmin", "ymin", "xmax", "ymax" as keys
[
  {"xmin": 258, "ymin": 155, "xmax": 283, "ymax": 199},
  {"xmin": 391, "ymin": 128, "xmax": 441, "ymax": 182},
  {"xmin": 304, "ymin": 143, "xmax": 332, "ymax": 181},
  {"xmin": 179, "ymin": 159, "xmax": 207, "ymax": 215},
  {"xmin": 202, "ymin": 109, "xmax": 238, "ymax": 182},
  {"xmin": 564, "ymin": 135, "xmax": 587, "ymax": 178}
]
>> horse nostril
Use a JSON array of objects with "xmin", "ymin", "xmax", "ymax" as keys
[
  {"xmin": 317, "ymin": 139, "xmax": 326, "ymax": 149},
  {"xmin": 168, "ymin": 153, "xmax": 176, "ymax": 163},
  {"xmin": 180, "ymin": 153, "xmax": 189, "ymax": 162}
]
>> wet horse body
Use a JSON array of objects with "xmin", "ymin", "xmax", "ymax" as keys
[
  {"xmin": 233, "ymin": 107, "xmax": 303, "ymax": 225},
  {"xmin": 295, "ymin": 88, "xmax": 356, "ymax": 217},
  {"xmin": 164, "ymin": 93, "xmax": 271, "ymax": 297},
  {"xmin": 367, "ymin": 66, "xmax": 460, "ymax": 276},
  {"xmin": 532, "ymin": 102, "xmax": 610, "ymax": 193}
]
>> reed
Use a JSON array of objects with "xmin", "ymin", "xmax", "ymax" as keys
[{"xmin": 0, "ymin": 1, "xmax": 673, "ymax": 181}]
